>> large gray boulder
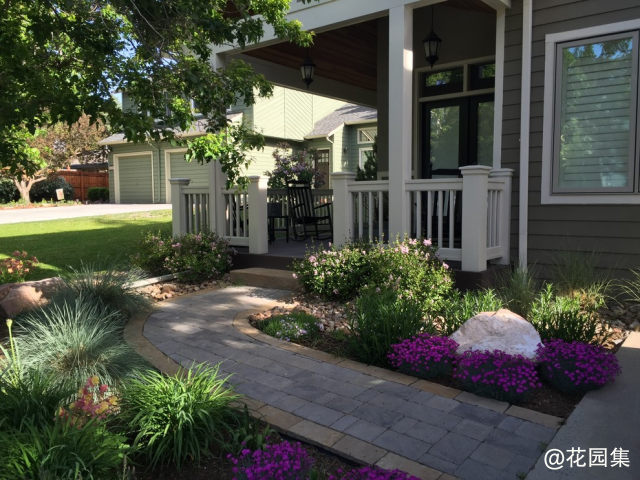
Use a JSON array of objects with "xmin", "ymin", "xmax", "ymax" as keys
[{"xmin": 450, "ymin": 308, "xmax": 542, "ymax": 359}]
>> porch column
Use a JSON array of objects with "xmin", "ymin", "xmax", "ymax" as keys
[
  {"xmin": 248, "ymin": 176, "xmax": 268, "ymax": 254},
  {"xmin": 332, "ymin": 172, "xmax": 355, "ymax": 246},
  {"xmin": 169, "ymin": 178, "xmax": 190, "ymax": 237},
  {"xmin": 212, "ymin": 162, "xmax": 227, "ymax": 236},
  {"xmin": 387, "ymin": 5, "xmax": 413, "ymax": 239},
  {"xmin": 460, "ymin": 166, "xmax": 491, "ymax": 272}
]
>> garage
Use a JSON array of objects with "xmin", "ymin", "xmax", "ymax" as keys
[{"xmin": 115, "ymin": 153, "xmax": 154, "ymax": 204}]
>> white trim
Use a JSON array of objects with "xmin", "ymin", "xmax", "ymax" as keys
[
  {"xmin": 358, "ymin": 147, "xmax": 374, "ymax": 169},
  {"xmin": 357, "ymin": 126, "xmax": 377, "ymax": 144},
  {"xmin": 492, "ymin": 7, "xmax": 505, "ymax": 170},
  {"xmin": 164, "ymin": 148, "xmax": 189, "ymax": 203},
  {"xmin": 541, "ymin": 20, "xmax": 640, "ymax": 205},
  {"xmin": 112, "ymin": 151, "xmax": 154, "ymax": 204},
  {"xmin": 518, "ymin": 0, "xmax": 532, "ymax": 269}
]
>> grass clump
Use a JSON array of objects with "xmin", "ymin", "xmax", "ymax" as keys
[
  {"xmin": 119, "ymin": 363, "xmax": 239, "ymax": 470},
  {"xmin": 437, "ymin": 289, "xmax": 503, "ymax": 335},
  {"xmin": 258, "ymin": 311, "xmax": 323, "ymax": 343},
  {"xmin": 496, "ymin": 267, "xmax": 539, "ymax": 318}
]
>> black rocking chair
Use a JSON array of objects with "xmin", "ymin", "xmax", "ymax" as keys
[{"xmin": 287, "ymin": 184, "xmax": 333, "ymax": 241}]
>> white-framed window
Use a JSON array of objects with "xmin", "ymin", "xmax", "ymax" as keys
[
  {"xmin": 541, "ymin": 20, "xmax": 640, "ymax": 204},
  {"xmin": 357, "ymin": 127, "xmax": 377, "ymax": 144},
  {"xmin": 358, "ymin": 147, "xmax": 373, "ymax": 169}
]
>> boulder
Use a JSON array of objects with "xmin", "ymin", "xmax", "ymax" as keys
[
  {"xmin": 450, "ymin": 308, "xmax": 542, "ymax": 359},
  {"xmin": 0, "ymin": 277, "xmax": 64, "ymax": 319}
]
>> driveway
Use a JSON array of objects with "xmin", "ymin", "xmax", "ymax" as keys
[{"xmin": 0, "ymin": 204, "xmax": 171, "ymax": 225}]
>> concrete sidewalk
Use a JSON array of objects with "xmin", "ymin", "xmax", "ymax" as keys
[
  {"xmin": 139, "ymin": 286, "xmax": 560, "ymax": 480},
  {"xmin": 0, "ymin": 204, "xmax": 170, "ymax": 225},
  {"xmin": 527, "ymin": 332, "xmax": 640, "ymax": 480}
]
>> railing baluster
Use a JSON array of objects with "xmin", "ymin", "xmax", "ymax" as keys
[
  {"xmin": 378, "ymin": 192, "xmax": 384, "ymax": 240},
  {"xmin": 427, "ymin": 191, "xmax": 433, "ymax": 240},
  {"xmin": 243, "ymin": 193, "xmax": 248, "ymax": 236},
  {"xmin": 227, "ymin": 195, "xmax": 232, "ymax": 236},
  {"xmin": 437, "ymin": 190, "xmax": 443, "ymax": 248},
  {"xmin": 357, "ymin": 192, "xmax": 363, "ymax": 239},
  {"xmin": 415, "ymin": 191, "xmax": 421, "ymax": 238},
  {"xmin": 449, "ymin": 190, "xmax": 455, "ymax": 249},
  {"xmin": 195, "ymin": 194, "xmax": 201, "ymax": 232},
  {"xmin": 368, "ymin": 191, "xmax": 373, "ymax": 241}
]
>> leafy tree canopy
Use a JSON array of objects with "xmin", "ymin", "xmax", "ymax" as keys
[{"xmin": 0, "ymin": 0, "xmax": 314, "ymax": 183}]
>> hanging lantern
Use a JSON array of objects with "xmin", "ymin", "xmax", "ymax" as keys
[
  {"xmin": 423, "ymin": 6, "xmax": 442, "ymax": 68},
  {"xmin": 300, "ymin": 55, "xmax": 315, "ymax": 88}
]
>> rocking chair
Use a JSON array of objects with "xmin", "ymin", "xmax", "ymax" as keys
[{"xmin": 287, "ymin": 183, "xmax": 333, "ymax": 241}]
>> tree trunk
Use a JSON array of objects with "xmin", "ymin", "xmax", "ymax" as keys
[{"xmin": 13, "ymin": 176, "xmax": 45, "ymax": 205}]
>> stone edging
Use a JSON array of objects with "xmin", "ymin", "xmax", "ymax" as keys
[{"xmin": 233, "ymin": 308, "xmax": 563, "ymax": 430}]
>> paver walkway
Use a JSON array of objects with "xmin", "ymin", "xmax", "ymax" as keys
[{"xmin": 142, "ymin": 286, "xmax": 558, "ymax": 480}]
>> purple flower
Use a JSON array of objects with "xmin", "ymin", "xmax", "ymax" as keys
[
  {"xmin": 229, "ymin": 441, "xmax": 315, "ymax": 480},
  {"xmin": 329, "ymin": 466, "xmax": 420, "ymax": 480},
  {"xmin": 388, "ymin": 334, "xmax": 459, "ymax": 380}
]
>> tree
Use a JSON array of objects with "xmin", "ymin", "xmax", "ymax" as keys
[{"xmin": 0, "ymin": 1, "xmax": 315, "ymax": 186}]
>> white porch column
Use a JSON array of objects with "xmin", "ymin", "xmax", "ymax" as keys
[
  {"xmin": 387, "ymin": 5, "xmax": 413, "ymax": 239},
  {"xmin": 460, "ymin": 166, "xmax": 491, "ymax": 272},
  {"xmin": 489, "ymin": 168, "xmax": 513, "ymax": 265},
  {"xmin": 169, "ymin": 178, "xmax": 190, "ymax": 237},
  {"xmin": 212, "ymin": 162, "xmax": 227, "ymax": 236},
  {"xmin": 248, "ymin": 176, "xmax": 268, "ymax": 254},
  {"xmin": 331, "ymin": 172, "xmax": 355, "ymax": 247}
]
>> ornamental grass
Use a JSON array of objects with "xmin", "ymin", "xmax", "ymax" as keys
[
  {"xmin": 387, "ymin": 333, "xmax": 458, "ymax": 379},
  {"xmin": 536, "ymin": 339, "xmax": 621, "ymax": 393}
]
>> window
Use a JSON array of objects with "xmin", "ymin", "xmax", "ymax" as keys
[
  {"xmin": 420, "ymin": 67, "xmax": 464, "ymax": 97},
  {"xmin": 542, "ymin": 22, "xmax": 640, "ymax": 203},
  {"xmin": 359, "ymin": 147, "xmax": 373, "ymax": 169},
  {"xmin": 314, "ymin": 149, "xmax": 330, "ymax": 188},
  {"xmin": 357, "ymin": 127, "xmax": 377, "ymax": 144}
]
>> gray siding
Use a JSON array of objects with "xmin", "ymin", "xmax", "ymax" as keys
[{"xmin": 507, "ymin": 0, "xmax": 640, "ymax": 272}]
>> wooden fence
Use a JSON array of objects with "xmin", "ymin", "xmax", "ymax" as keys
[{"xmin": 56, "ymin": 169, "xmax": 109, "ymax": 202}]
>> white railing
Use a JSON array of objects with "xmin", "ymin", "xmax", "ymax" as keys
[
  {"xmin": 348, "ymin": 180, "xmax": 388, "ymax": 242},
  {"xmin": 221, "ymin": 188, "xmax": 249, "ymax": 246},
  {"xmin": 183, "ymin": 187, "xmax": 210, "ymax": 234},
  {"xmin": 267, "ymin": 188, "xmax": 334, "ymax": 234}
]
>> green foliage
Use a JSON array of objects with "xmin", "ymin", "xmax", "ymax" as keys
[
  {"xmin": 0, "ymin": 126, "xmax": 46, "ymax": 178},
  {"xmin": 15, "ymin": 295, "xmax": 147, "ymax": 388},
  {"xmin": 355, "ymin": 136, "xmax": 378, "ymax": 181},
  {"xmin": 30, "ymin": 176, "xmax": 74, "ymax": 202},
  {"xmin": 438, "ymin": 289, "xmax": 504, "ymax": 336},
  {"xmin": 0, "ymin": 250, "xmax": 39, "ymax": 284},
  {"xmin": 551, "ymin": 250, "xmax": 611, "ymax": 297},
  {"xmin": 220, "ymin": 406, "xmax": 273, "ymax": 458},
  {"xmin": 258, "ymin": 311, "xmax": 323, "ymax": 342},
  {"xmin": 496, "ymin": 267, "xmax": 539, "ymax": 318},
  {"xmin": 131, "ymin": 231, "xmax": 174, "ymax": 276},
  {"xmin": 119, "ymin": 364, "xmax": 239, "ymax": 470},
  {"xmin": 348, "ymin": 288, "xmax": 429, "ymax": 366},
  {"xmin": 619, "ymin": 267, "xmax": 640, "ymax": 305},
  {"xmin": 0, "ymin": 178, "xmax": 19, "ymax": 203},
  {"xmin": 0, "ymin": 418, "xmax": 129, "ymax": 480},
  {"xmin": 529, "ymin": 285, "xmax": 606, "ymax": 345},
  {"xmin": 87, "ymin": 187, "xmax": 109, "ymax": 202},
  {"xmin": 264, "ymin": 144, "xmax": 321, "ymax": 189}
]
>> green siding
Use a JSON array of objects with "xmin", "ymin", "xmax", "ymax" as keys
[
  {"xmin": 118, "ymin": 154, "xmax": 153, "ymax": 203},
  {"xmin": 169, "ymin": 152, "xmax": 210, "ymax": 189}
]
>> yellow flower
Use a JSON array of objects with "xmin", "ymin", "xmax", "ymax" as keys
[
  {"xmin": 5, "ymin": 319, "xmax": 12, "ymax": 329},
  {"xmin": 108, "ymin": 396, "xmax": 118, "ymax": 406},
  {"xmin": 90, "ymin": 376, "xmax": 99, "ymax": 386}
]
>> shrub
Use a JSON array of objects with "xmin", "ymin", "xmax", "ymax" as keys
[
  {"xmin": 16, "ymin": 295, "xmax": 147, "ymax": 388},
  {"xmin": 220, "ymin": 406, "xmax": 273, "ymax": 458},
  {"xmin": 453, "ymin": 350, "xmax": 542, "ymax": 403},
  {"xmin": 30, "ymin": 175, "xmax": 74, "ymax": 202},
  {"xmin": 264, "ymin": 144, "xmax": 321, "ymax": 188},
  {"xmin": 119, "ymin": 364, "xmax": 239, "ymax": 470},
  {"xmin": 258, "ymin": 311, "xmax": 323, "ymax": 342},
  {"xmin": 330, "ymin": 466, "xmax": 420, "ymax": 480},
  {"xmin": 131, "ymin": 231, "xmax": 174, "ymax": 276},
  {"xmin": 59, "ymin": 376, "xmax": 119, "ymax": 426},
  {"xmin": 496, "ymin": 267, "xmax": 539, "ymax": 318},
  {"xmin": 0, "ymin": 418, "xmax": 129, "ymax": 480},
  {"xmin": 87, "ymin": 186, "xmax": 109, "ymax": 202},
  {"xmin": 536, "ymin": 340, "xmax": 620, "ymax": 393},
  {"xmin": 437, "ymin": 289, "xmax": 503, "ymax": 336},
  {"xmin": 0, "ymin": 250, "xmax": 38, "ymax": 283},
  {"xmin": 0, "ymin": 178, "xmax": 19, "ymax": 203},
  {"xmin": 229, "ymin": 440, "xmax": 316, "ymax": 480},
  {"xmin": 388, "ymin": 334, "xmax": 458, "ymax": 380},
  {"xmin": 348, "ymin": 288, "xmax": 429, "ymax": 366},
  {"xmin": 529, "ymin": 284, "xmax": 605, "ymax": 345}
]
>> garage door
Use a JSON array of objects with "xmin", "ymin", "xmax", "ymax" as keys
[
  {"xmin": 167, "ymin": 152, "xmax": 210, "ymax": 202},
  {"xmin": 117, "ymin": 154, "xmax": 153, "ymax": 203}
]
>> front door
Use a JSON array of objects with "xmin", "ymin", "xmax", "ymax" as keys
[{"xmin": 420, "ymin": 94, "xmax": 494, "ymax": 178}]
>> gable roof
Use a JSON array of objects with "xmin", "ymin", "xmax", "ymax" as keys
[{"xmin": 305, "ymin": 104, "xmax": 377, "ymax": 139}]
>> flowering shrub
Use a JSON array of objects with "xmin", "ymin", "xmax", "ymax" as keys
[
  {"xmin": 229, "ymin": 440, "xmax": 316, "ymax": 480},
  {"xmin": 0, "ymin": 250, "xmax": 38, "ymax": 283},
  {"xmin": 258, "ymin": 311, "xmax": 323, "ymax": 342},
  {"xmin": 454, "ymin": 350, "xmax": 542, "ymax": 403},
  {"xmin": 536, "ymin": 339, "xmax": 621, "ymax": 393},
  {"xmin": 388, "ymin": 334, "xmax": 459, "ymax": 379},
  {"xmin": 132, "ymin": 230, "xmax": 232, "ymax": 282},
  {"xmin": 264, "ymin": 144, "xmax": 322, "ymax": 188},
  {"xmin": 293, "ymin": 237, "xmax": 453, "ymax": 317},
  {"xmin": 59, "ymin": 376, "xmax": 119, "ymax": 425},
  {"xmin": 330, "ymin": 466, "xmax": 420, "ymax": 480}
]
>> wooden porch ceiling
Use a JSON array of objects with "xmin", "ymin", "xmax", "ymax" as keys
[{"xmin": 241, "ymin": 0, "xmax": 494, "ymax": 93}]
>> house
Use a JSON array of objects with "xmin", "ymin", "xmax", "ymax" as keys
[
  {"xmin": 99, "ymin": 86, "xmax": 363, "ymax": 203},
  {"xmin": 167, "ymin": 0, "xmax": 640, "ymax": 276}
]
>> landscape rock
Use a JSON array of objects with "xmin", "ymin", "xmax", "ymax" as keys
[
  {"xmin": 0, "ymin": 277, "xmax": 64, "ymax": 318},
  {"xmin": 450, "ymin": 308, "xmax": 542, "ymax": 359}
]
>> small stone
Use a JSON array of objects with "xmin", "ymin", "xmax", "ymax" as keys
[{"xmin": 630, "ymin": 320, "xmax": 640, "ymax": 331}]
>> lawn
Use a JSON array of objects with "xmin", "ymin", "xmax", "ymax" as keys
[{"xmin": 0, "ymin": 210, "xmax": 172, "ymax": 280}]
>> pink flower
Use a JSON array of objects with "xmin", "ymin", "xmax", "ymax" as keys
[
  {"xmin": 443, "ymin": 263, "xmax": 449, "ymax": 270},
  {"xmin": 292, "ymin": 273, "xmax": 298, "ymax": 279},
  {"xmin": 423, "ymin": 238, "xmax": 432, "ymax": 246}
]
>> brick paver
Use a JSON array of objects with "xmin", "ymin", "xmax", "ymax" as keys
[{"xmin": 142, "ymin": 286, "xmax": 558, "ymax": 480}]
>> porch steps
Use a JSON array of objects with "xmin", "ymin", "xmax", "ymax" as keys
[{"xmin": 229, "ymin": 268, "xmax": 299, "ymax": 291}]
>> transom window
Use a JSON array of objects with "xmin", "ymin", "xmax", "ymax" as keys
[
  {"xmin": 542, "ymin": 24, "xmax": 640, "ymax": 203},
  {"xmin": 357, "ymin": 127, "xmax": 377, "ymax": 144}
]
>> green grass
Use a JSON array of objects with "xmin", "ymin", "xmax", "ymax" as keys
[{"xmin": 0, "ymin": 210, "xmax": 171, "ymax": 280}]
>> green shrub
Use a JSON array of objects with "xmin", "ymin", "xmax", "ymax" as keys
[
  {"xmin": 119, "ymin": 364, "xmax": 239, "ymax": 470},
  {"xmin": 0, "ymin": 178, "xmax": 19, "ymax": 203},
  {"xmin": 496, "ymin": 267, "xmax": 539, "ymax": 318},
  {"xmin": 437, "ymin": 289, "xmax": 504, "ymax": 336},
  {"xmin": 529, "ymin": 285, "xmax": 606, "ymax": 345},
  {"xmin": 0, "ymin": 418, "xmax": 129, "ymax": 480},
  {"xmin": 131, "ymin": 231, "xmax": 174, "ymax": 276},
  {"xmin": 16, "ymin": 295, "xmax": 147, "ymax": 388},
  {"xmin": 293, "ymin": 238, "xmax": 453, "ymax": 317},
  {"xmin": 617, "ymin": 267, "xmax": 640, "ymax": 306},
  {"xmin": 347, "ymin": 288, "xmax": 429, "ymax": 366},
  {"xmin": 220, "ymin": 406, "xmax": 273, "ymax": 458},
  {"xmin": 87, "ymin": 186, "xmax": 109, "ymax": 202},
  {"xmin": 30, "ymin": 175, "xmax": 74, "ymax": 202},
  {"xmin": 0, "ymin": 250, "xmax": 38, "ymax": 284},
  {"xmin": 258, "ymin": 311, "xmax": 322, "ymax": 342}
]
